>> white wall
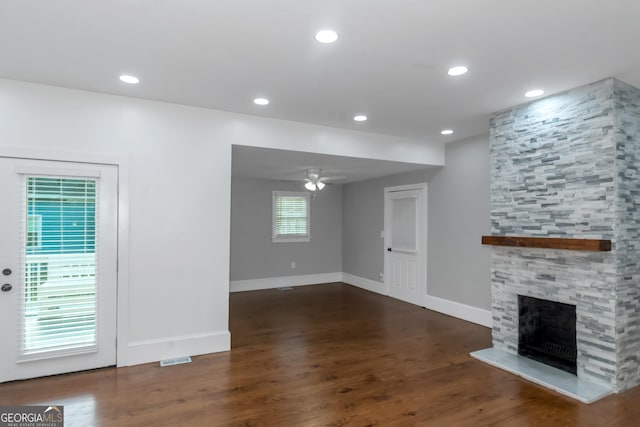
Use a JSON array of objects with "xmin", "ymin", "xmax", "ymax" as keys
[{"xmin": 0, "ymin": 79, "xmax": 444, "ymax": 366}]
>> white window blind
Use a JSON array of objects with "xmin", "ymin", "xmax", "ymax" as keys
[
  {"xmin": 272, "ymin": 191, "xmax": 310, "ymax": 242},
  {"xmin": 20, "ymin": 176, "xmax": 99, "ymax": 359}
]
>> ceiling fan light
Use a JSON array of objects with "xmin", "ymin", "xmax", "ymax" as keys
[
  {"xmin": 316, "ymin": 181, "xmax": 325, "ymax": 190},
  {"xmin": 305, "ymin": 182, "xmax": 317, "ymax": 191},
  {"xmin": 307, "ymin": 169, "xmax": 321, "ymax": 180}
]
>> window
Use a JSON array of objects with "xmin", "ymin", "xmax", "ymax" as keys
[
  {"xmin": 26, "ymin": 214, "xmax": 42, "ymax": 249},
  {"xmin": 272, "ymin": 191, "xmax": 310, "ymax": 242}
]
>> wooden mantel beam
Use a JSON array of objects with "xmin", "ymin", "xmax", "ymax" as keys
[{"xmin": 481, "ymin": 235, "xmax": 611, "ymax": 252}]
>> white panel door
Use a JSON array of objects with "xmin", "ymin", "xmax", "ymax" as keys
[
  {"xmin": 385, "ymin": 187, "xmax": 425, "ymax": 305},
  {"xmin": 0, "ymin": 158, "xmax": 117, "ymax": 382}
]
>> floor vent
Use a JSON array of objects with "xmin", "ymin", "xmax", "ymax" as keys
[
  {"xmin": 160, "ymin": 356, "xmax": 192, "ymax": 367},
  {"xmin": 277, "ymin": 287, "xmax": 293, "ymax": 291}
]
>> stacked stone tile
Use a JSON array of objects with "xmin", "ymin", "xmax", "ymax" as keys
[
  {"xmin": 612, "ymin": 79, "xmax": 640, "ymax": 389},
  {"xmin": 489, "ymin": 78, "xmax": 640, "ymax": 391}
]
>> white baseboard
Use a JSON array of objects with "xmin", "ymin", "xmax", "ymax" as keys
[
  {"xmin": 341, "ymin": 273, "xmax": 386, "ymax": 295},
  {"xmin": 341, "ymin": 273, "xmax": 491, "ymax": 328},
  {"xmin": 124, "ymin": 331, "xmax": 231, "ymax": 366},
  {"xmin": 230, "ymin": 272, "xmax": 342, "ymax": 293},
  {"xmin": 423, "ymin": 295, "xmax": 492, "ymax": 328}
]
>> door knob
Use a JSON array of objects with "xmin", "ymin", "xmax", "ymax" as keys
[
  {"xmin": 387, "ymin": 247, "xmax": 392, "ymax": 252},
  {"xmin": 1, "ymin": 283, "xmax": 12, "ymax": 292}
]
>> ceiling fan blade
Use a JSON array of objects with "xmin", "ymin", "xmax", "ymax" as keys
[{"xmin": 318, "ymin": 175, "xmax": 347, "ymax": 183}]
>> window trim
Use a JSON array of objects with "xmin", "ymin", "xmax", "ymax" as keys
[{"xmin": 272, "ymin": 191, "xmax": 310, "ymax": 243}]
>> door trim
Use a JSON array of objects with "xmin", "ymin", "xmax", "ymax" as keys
[
  {"xmin": 383, "ymin": 183, "xmax": 428, "ymax": 305},
  {"xmin": 0, "ymin": 147, "xmax": 130, "ymax": 367}
]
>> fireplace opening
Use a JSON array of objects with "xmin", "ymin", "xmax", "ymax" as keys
[{"xmin": 518, "ymin": 295, "xmax": 577, "ymax": 375}]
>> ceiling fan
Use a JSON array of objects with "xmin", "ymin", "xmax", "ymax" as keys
[{"xmin": 304, "ymin": 168, "xmax": 326, "ymax": 191}]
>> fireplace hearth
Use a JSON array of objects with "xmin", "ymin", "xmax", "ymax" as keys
[{"xmin": 518, "ymin": 295, "xmax": 577, "ymax": 375}]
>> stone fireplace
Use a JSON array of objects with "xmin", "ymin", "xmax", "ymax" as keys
[{"xmin": 472, "ymin": 78, "xmax": 640, "ymax": 402}]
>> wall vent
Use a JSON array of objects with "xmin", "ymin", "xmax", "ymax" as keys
[{"xmin": 160, "ymin": 356, "xmax": 192, "ymax": 367}]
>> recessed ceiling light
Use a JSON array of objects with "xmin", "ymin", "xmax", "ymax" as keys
[
  {"xmin": 354, "ymin": 115, "xmax": 367, "ymax": 122},
  {"xmin": 315, "ymin": 30, "xmax": 339, "ymax": 44},
  {"xmin": 253, "ymin": 97, "xmax": 269, "ymax": 106},
  {"xmin": 441, "ymin": 129, "xmax": 454, "ymax": 135},
  {"xmin": 525, "ymin": 89, "xmax": 544, "ymax": 98},
  {"xmin": 447, "ymin": 66, "xmax": 468, "ymax": 77},
  {"xmin": 119, "ymin": 74, "xmax": 139, "ymax": 84}
]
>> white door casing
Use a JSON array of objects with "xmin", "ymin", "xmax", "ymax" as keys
[
  {"xmin": 384, "ymin": 184, "xmax": 427, "ymax": 306},
  {"xmin": 0, "ymin": 158, "xmax": 118, "ymax": 382}
]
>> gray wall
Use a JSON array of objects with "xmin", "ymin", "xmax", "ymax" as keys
[
  {"xmin": 230, "ymin": 176, "xmax": 342, "ymax": 280},
  {"xmin": 341, "ymin": 136, "xmax": 491, "ymax": 311},
  {"xmin": 428, "ymin": 135, "xmax": 491, "ymax": 309},
  {"xmin": 342, "ymin": 169, "xmax": 436, "ymax": 282}
]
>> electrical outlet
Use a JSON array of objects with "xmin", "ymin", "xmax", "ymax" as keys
[
  {"xmin": 379, "ymin": 272, "xmax": 384, "ymax": 281},
  {"xmin": 290, "ymin": 261, "xmax": 296, "ymax": 269}
]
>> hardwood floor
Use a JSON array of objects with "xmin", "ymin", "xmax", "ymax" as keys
[{"xmin": 2, "ymin": 283, "xmax": 640, "ymax": 426}]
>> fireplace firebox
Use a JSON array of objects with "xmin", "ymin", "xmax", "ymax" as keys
[{"xmin": 518, "ymin": 295, "xmax": 577, "ymax": 375}]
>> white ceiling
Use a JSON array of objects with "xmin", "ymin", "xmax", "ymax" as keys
[
  {"xmin": 232, "ymin": 145, "xmax": 434, "ymax": 184},
  {"xmin": 2, "ymin": 1, "xmax": 640, "ymax": 181}
]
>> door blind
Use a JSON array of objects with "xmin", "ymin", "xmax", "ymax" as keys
[{"xmin": 20, "ymin": 176, "xmax": 99, "ymax": 358}]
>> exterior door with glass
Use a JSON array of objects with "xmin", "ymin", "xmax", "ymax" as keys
[
  {"xmin": 0, "ymin": 158, "xmax": 117, "ymax": 382},
  {"xmin": 384, "ymin": 186, "xmax": 426, "ymax": 306}
]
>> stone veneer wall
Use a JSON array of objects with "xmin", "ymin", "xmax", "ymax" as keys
[
  {"xmin": 489, "ymin": 78, "xmax": 640, "ymax": 391},
  {"xmin": 613, "ymin": 79, "xmax": 640, "ymax": 389}
]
